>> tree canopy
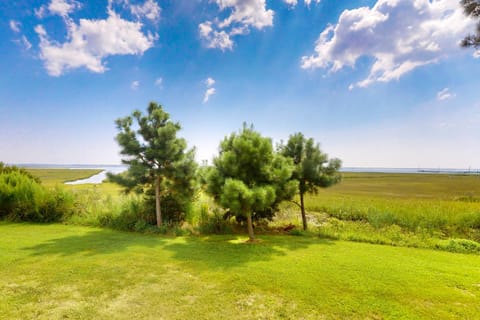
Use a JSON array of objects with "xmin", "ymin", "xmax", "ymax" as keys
[
  {"xmin": 280, "ymin": 133, "xmax": 341, "ymax": 230},
  {"xmin": 461, "ymin": 0, "xmax": 480, "ymax": 48},
  {"xmin": 206, "ymin": 124, "xmax": 297, "ymax": 240},
  {"xmin": 108, "ymin": 102, "xmax": 197, "ymax": 226}
]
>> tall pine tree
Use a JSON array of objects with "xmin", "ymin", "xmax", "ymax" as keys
[{"xmin": 108, "ymin": 102, "xmax": 197, "ymax": 227}]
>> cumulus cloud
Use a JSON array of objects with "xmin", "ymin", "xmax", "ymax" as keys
[
  {"xmin": 9, "ymin": 20, "xmax": 21, "ymax": 33},
  {"xmin": 203, "ymin": 77, "xmax": 216, "ymax": 103},
  {"xmin": 131, "ymin": 80, "xmax": 140, "ymax": 89},
  {"xmin": 304, "ymin": 0, "xmax": 321, "ymax": 6},
  {"xmin": 35, "ymin": 0, "xmax": 81, "ymax": 18},
  {"xmin": 199, "ymin": 0, "xmax": 273, "ymax": 50},
  {"xmin": 22, "ymin": 36, "xmax": 33, "ymax": 50},
  {"xmin": 10, "ymin": 20, "xmax": 32, "ymax": 51},
  {"xmin": 437, "ymin": 88, "xmax": 455, "ymax": 101},
  {"xmin": 283, "ymin": 0, "xmax": 320, "ymax": 8},
  {"xmin": 155, "ymin": 77, "xmax": 163, "ymax": 88},
  {"xmin": 35, "ymin": 2, "xmax": 157, "ymax": 76},
  {"xmin": 205, "ymin": 77, "xmax": 215, "ymax": 87},
  {"xmin": 301, "ymin": 0, "xmax": 475, "ymax": 89},
  {"xmin": 128, "ymin": 0, "xmax": 161, "ymax": 22}
]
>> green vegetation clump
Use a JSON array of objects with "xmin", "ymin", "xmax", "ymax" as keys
[{"xmin": 0, "ymin": 164, "xmax": 75, "ymax": 222}]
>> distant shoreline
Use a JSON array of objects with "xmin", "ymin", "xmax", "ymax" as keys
[{"xmin": 9, "ymin": 164, "xmax": 480, "ymax": 175}]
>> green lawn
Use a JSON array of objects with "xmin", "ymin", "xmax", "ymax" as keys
[{"xmin": 1, "ymin": 223, "xmax": 479, "ymax": 319}]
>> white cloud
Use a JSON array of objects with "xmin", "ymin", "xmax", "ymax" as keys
[
  {"xmin": 283, "ymin": 0, "xmax": 298, "ymax": 6},
  {"xmin": 302, "ymin": 0, "xmax": 475, "ymax": 89},
  {"xmin": 131, "ymin": 80, "xmax": 140, "ymax": 90},
  {"xmin": 36, "ymin": 0, "xmax": 81, "ymax": 18},
  {"xmin": 10, "ymin": 20, "xmax": 32, "ymax": 51},
  {"xmin": 283, "ymin": 0, "xmax": 320, "ymax": 8},
  {"xmin": 21, "ymin": 36, "xmax": 33, "ymax": 50},
  {"xmin": 199, "ymin": 0, "xmax": 273, "ymax": 50},
  {"xmin": 35, "ymin": 9, "xmax": 156, "ymax": 76},
  {"xmin": 437, "ymin": 88, "xmax": 455, "ymax": 101},
  {"xmin": 203, "ymin": 77, "xmax": 216, "ymax": 103},
  {"xmin": 203, "ymin": 88, "xmax": 216, "ymax": 104},
  {"xmin": 155, "ymin": 77, "xmax": 163, "ymax": 88},
  {"xmin": 199, "ymin": 21, "xmax": 234, "ymax": 51},
  {"xmin": 304, "ymin": 0, "xmax": 321, "ymax": 6},
  {"xmin": 205, "ymin": 77, "xmax": 215, "ymax": 87},
  {"xmin": 9, "ymin": 20, "xmax": 21, "ymax": 33},
  {"xmin": 50, "ymin": 0, "xmax": 81, "ymax": 17},
  {"xmin": 129, "ymin": 0, "xmax": 161, "ymax": 22}
]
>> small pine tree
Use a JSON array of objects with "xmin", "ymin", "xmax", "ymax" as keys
[
  {"xmin": 280, "ymin": 133, "xmax": 341, "ymax": 230},
  {"xmin": 206, "ymin": 124, "xmax": 297, "ymax": 241}
]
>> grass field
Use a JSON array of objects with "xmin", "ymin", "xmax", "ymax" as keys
[
  {"xmin": 22, "ymin": 169, "xmax": 480, "ymax": 253},
  {"xmin": 1, "ymin": 223, "xmax": 479, "ymax": 319},
  {"xmin": 291, "ymin": 173, "xmax": 480, "ymax": 249},
  {"xmin": 26, "ymin": 168, "xmax": 123, "ymax": 196},
  {"xmin": 25, "ymin": 169, "xmax": 102, "ymax": 186}
]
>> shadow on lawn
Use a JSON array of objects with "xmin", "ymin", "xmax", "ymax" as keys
[
  {"xmin": 22, "ymin": 228, "xmax": 168, "ymax": 256},
  {"xmin": 22, "ymin": 227, "xmax": 334, "ymax": 268},
  {"xmin": 162, "ymin": 235, "xmax": 335, "ymax": 269}
]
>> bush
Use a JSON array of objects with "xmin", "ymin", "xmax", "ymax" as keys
[
  {"xmin": 0, "ymin": 170, "xmax": 75, "ymax": 222},
  {"xmin": 97, "ymin": 197, "xmax": 155, "ymax": 232},
  {"xmin": 435, "ymin": 239, "xmax": 480, "ymax": 254},
  {"xmin": 198, "ymin": 206, "xmax": 233, "ymax": 234}
]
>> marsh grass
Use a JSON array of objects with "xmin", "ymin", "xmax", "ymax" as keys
[{"xmin": 25, "ymin": 169, "xmax": 102, "ymax": 186}]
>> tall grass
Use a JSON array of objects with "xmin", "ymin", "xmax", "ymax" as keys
[{"xmin": 305, "ymin": 195, "xmax": 480, "ymax": 238}]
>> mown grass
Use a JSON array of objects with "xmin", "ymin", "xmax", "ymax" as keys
[{"xmin": 1, "ymin": 223, "xmax": 479, "ymax": 319}]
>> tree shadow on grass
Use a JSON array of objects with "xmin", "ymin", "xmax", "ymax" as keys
[
  {"xmin": 162, "ymin": 235, "xmax": 335, "ymax": 270},
  {"xmin": 21, "ymin": 226, "xmax": 334, "ymax": 268},
  {"xmin": 22, "ymin": 228, "xmax": 168, "ymax": 257}
]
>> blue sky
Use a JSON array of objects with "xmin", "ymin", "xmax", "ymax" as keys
[{"xmin": 1, "ymin": 0, "xmax": 480, "ymax": 168}]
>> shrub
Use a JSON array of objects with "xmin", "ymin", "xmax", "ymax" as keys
[
  {"xmin": 435, "ymin": 239, "xmax": 480, "ymax": 254},
  {"xmin": 198, "ymin": 206, "xmax": 233, "ymax": 234},
  {"xmin": 0, "ymin": 169, "xmax": 75, "ymax": 222}
]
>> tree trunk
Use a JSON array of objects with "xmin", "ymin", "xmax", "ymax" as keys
[
  {"xmin": 246, "ymin": 213, "xmax": 255, "ymax": 241},
  {"xmin": 300, "ymin": 191, "xmax": 307, "ymax": 231},
  {"xmin": 155, "ymin": 176, "xmax": 162, "ymax": 228}
]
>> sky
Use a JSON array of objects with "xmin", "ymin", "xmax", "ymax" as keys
[{"xmin": 1, "ymin": 0, "xmax": 480, "ymax": 168}]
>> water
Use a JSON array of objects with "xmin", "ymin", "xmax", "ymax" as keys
[{"xmin": 64, "ymin": 166, "xmax": 127, "ymax": 185}]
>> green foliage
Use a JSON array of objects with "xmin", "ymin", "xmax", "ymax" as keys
[
  {"xmin": 198, "ymin": 206, "xmax": 233, "ymax": 234},
  {"xmin": 436, "ymin": 238, "xmax": 480, "ymax": 254},
  {"xmin": 280, "ymin": 132, "xmax": 341, "ymax": 229},
  {"xmin": 108, "ymin": 102, "xmax": 197, "ymax": 226},
  {"xmin": 0, "ymin": 162, "xmax": 41, "ymax": 183},
  {"xmin": 205, "ymin": 124, "xmax": 297, "ymax": 239},
  {"xmin": 0, "ymin": 167, "xmax": 75, "ymax": 222},
  {"xmin": 461, "ymin": 0, "xmax": 480, "ymax": 48},
  {"xmin": 280, "ymin": 133, "xmax": 342, "ymax": 194}
]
